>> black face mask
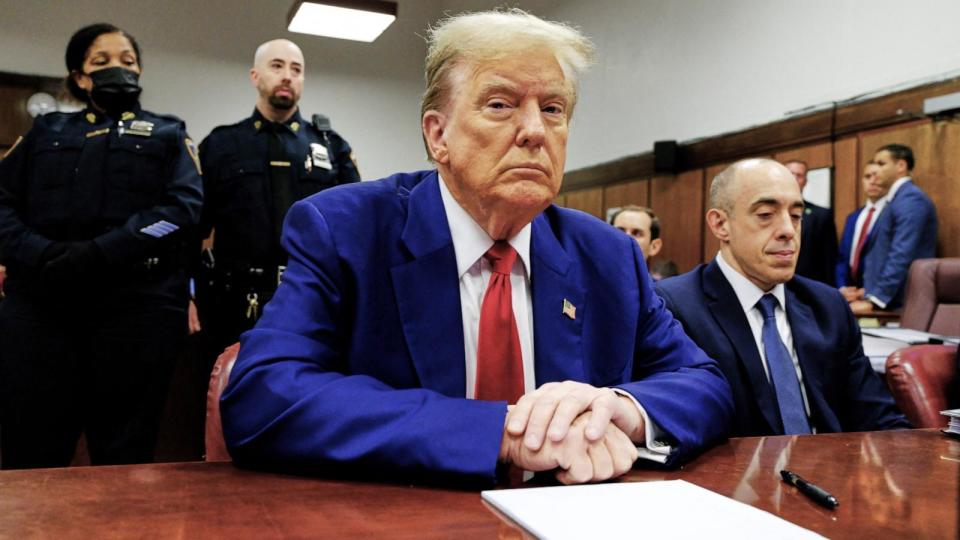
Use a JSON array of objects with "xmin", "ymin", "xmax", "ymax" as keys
[{"xmin": 87, "ymin": 67, "xmax": 142, "ymax": 115}]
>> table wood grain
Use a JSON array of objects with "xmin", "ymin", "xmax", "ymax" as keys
[{"xmin": 1, "ymin": 429, "xmax": 955, "ymax": 539}]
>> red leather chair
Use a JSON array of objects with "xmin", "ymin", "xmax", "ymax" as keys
[
  {"xmin": 900, "ymin": 258, "xmax": 960, "ymax": 335},
  {"xmin": 205, "ymin": 343, "xmax": 239, "ymax": 462},
  {"xmin": 885, "ymin": 344, "xmax": 959, "ymax": 428}
]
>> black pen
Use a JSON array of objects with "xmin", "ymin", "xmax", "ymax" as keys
[{"xmin": 780, "ymin": 469, "xmax": 839, "ymax": 509}]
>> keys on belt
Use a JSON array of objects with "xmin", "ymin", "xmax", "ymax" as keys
[{"xmin": 241, "ymin": 266, "xmax": 285, "ymax": 321}]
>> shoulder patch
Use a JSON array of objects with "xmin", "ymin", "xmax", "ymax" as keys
[{"xmin": 2, "ymin": 136, "xmax": 23, "ymax": 160}]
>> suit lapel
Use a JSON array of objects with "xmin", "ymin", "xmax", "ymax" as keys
[
  {"xmin": 784, "ymin": 286, "xmax": 840, "ymax": 431},
  {"xmin": 863, "ymin": 205, "xmax": 886, "ymax": 251},
  {"xmin": 530, "ymin": 212, "xmax": 586, "ymax": 386},
  {"xmin": 390, "ymin": 172, "xmax": 466, "ymax": 397},
  {"xmin": 864, "ymin": 181, "xmax": 911, "ymax": 251},
  {"xmin": 703, "ymin": 261, "xmax": 782, "ymax": 433}
]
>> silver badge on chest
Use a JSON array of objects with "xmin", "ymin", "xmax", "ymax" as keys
[{"xmin": 309, "ymin": 143, "xmax": 332, "ymax": 170}]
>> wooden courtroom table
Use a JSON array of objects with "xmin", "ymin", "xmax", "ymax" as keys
[
  {"xmin": 856, "ymin": 305, "xmax": 901, "ymax": 327},
  {"xmin": 0, "ymin": 429, "xmax": 956, "ymax": 539}
]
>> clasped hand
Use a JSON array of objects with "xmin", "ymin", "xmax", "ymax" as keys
[
  {"xmin": 498, "ymin": 381, "xmax": 644, "ymax": 484},
  {"xmin": 839, "ymin": 286, "xmax": 865, "ymax": 303}
]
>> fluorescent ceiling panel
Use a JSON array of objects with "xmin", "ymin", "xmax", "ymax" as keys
[{"xmin": 287, "ymin": 1, "xmax": 397, "ymax": 43}]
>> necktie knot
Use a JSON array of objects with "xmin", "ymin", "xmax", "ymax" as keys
[
  {"xmin": 484, "ymin": 241, "xmax": 517, "ymax": 275},
  {"xmin": 756, "ymin": 294, "xmax": 779, "ymax": 320}
]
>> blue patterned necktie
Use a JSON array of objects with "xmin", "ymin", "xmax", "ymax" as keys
[{"xmin": 756, "ymin": 295, "xmax": 811, "ymax": 435}]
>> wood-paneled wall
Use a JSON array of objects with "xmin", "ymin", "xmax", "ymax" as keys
[
  {"xmin": 558, "ymin": 78, "xmax": 960, "ymax": 273},
  {"xmin": 0, "ymin": 72, "xmax": 64, "ymax": 148}
]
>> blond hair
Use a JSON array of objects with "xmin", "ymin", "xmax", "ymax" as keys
[{"xmin": 420, "ymin": 8, "xmax": 594, "ymax": 159}]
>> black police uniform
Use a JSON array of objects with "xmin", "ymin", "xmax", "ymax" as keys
[
  {"xmin": 0, "ymin": 106, "xmax": 203, "ymax": 468},
  {"xmin": 197, "ymin": 108, "xmax": 359, "ymax": 355}
]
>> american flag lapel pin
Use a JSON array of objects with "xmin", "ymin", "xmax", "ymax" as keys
[{"xmin": 562, "ymin": 298, "xmax": 576, "ymax": 320}]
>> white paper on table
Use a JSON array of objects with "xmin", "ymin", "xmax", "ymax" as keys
[
  {"xmin": 861, "ymin": 335, "xmax": 911, "ymax": 373},
  {"xmin": 861, "ymin": 327, "xmax": 958, "ymax": 344},
  {"xmin": 482, "ymin": 480, "xmax": 824, "ymax": 539}
]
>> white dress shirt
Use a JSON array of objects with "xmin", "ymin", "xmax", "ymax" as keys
[
  {"xmin": 715, "ymin": 252, "xmax": 813, "ymax": 423},
  {"xmin": 438, "ymin": 177, "xmax": 536, "ymax": 398},
  {"xmin": 438, "ymin": 177, "xmax": 669, "ymax": 462},
  {"xmin": 866, "ymin": 176, "xmax": 911, "ymax": 309},
  {"xmin": 848, "ymin": 198, "xmax": 887, "ymax": 269}
]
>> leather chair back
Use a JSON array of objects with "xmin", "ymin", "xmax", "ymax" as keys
[
  {"xmin": 205, "ymin": 343, "xmax": 239, "ymax": 462},
  {"xmin": 900, "ymin": 258, "xmax": 960, "ymax": 335},
  {"xmin": 885, "ymin": 344, "xmax": 959, "ymax": 428}
]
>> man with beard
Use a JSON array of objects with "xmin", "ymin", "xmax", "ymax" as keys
[{"xmin": 197, "ymin": 39, "xmax": 360, "ymax": 358}]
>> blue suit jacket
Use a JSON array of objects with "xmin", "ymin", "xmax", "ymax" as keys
[
  {"xmin": 835, "ymin": 207, "xmax": 862, "ymax": 287},
  {"xmin": 862, "ymin": 180, "xmax": 937, "ymax": 308},
  {"xmin": 655, "ymin": 260, "xmax": 909, "ymax": 437},
  {"xmin": 220, "ymin": 171, "xmax": 733, "ymax": 484}
]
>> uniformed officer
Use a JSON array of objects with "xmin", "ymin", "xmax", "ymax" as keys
[
  {"xmin": 197, "ymin": 39, "xmax": 360, "ymax": 356},
  {"xmin": 0, "ymin": 24, "xmax": 203, "ymax": 468}
]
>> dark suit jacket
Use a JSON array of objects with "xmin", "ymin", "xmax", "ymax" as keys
[
  {"xmin": 836, "ymin": 207, "xmax": 862, "ymax": 287},
  {"xmin": 655, "ymin": 260, "xmax": 910, "ymax": 437},
  {"xmin": 837, "ymin": 204, "xmax": 889, "ymax": 288},
  {"xmin": 220, "ymin": 171, "xmax": 733, "ymax": 484},
  {"xmin": 862, "ymin": 180, "xmax": 937, "ymax": 309},
  {"xmin": 795, "ymin": 201, "xmax": 838, "ymax": 286}
]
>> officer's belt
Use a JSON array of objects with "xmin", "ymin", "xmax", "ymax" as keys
[{"xmin": 219, "ymin": 263, "xmax": 286, "ymax": 290}]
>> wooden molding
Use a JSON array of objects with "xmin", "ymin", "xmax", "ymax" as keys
[
  {"xmin": 0, "ymin": 70, "xmax": 63, "ymax": 95},
  {"xmin": 562, "ymin": 76, "xmax": 960, "ymax": 193}
]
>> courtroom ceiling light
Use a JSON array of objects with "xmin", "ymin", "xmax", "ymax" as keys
[{"xmin": 287, "ymin": 0, "xmax": 398, "ymax": 43}]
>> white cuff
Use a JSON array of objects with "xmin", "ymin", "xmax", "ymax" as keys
[
  {"xmin": 612, "ymin": 388, "xmax": 672, "ymax": 464},
  {"xmin": 866, "ymin": 294, "xmax": 887, "ymax": 310}
]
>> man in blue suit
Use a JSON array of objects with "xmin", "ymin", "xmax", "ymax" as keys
[
  {"xmin": 849, "ymin": 144, "xmax": 938, "ymax": 313},
  {"xmin": 656, "ymin": 159, "xmax": 909, "ymax": 437},
  {"xmin": 836, "ymin": 161, "xmax": 886, "ymax": 292},
  {"xmin": 220, "ymin": 9, "xmax": 733, "ymax": 486}
]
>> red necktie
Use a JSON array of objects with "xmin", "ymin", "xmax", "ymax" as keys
[
  {"xmin": 475, "ymin": 241, "xmax": 524, "ymax": 404},
  {"xmin": 850, "ymin": 206, "xmax": 876, "ymax": 279}
]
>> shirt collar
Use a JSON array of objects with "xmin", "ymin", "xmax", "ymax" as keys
[
  {"xmin": 251, "ymin": 107, "xmax": 304, "ymax": 133},
  {"xmin": 884, "ymin": 176, "xmax": 911, "ymax": 203},
  {"xmin": 83, "ymin": 104, "xmax": 143, "ymax": 125},
  {"xmin": 438, "ymin": 173, "xmax": 531, "ymax": 279},
  {"xmin": 716, "ymin": 251, "xmax": 787, "ymax": 314},
  {"xmin": 865, "ymin": 197, "xmax": 886, "ymax": 212}
]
